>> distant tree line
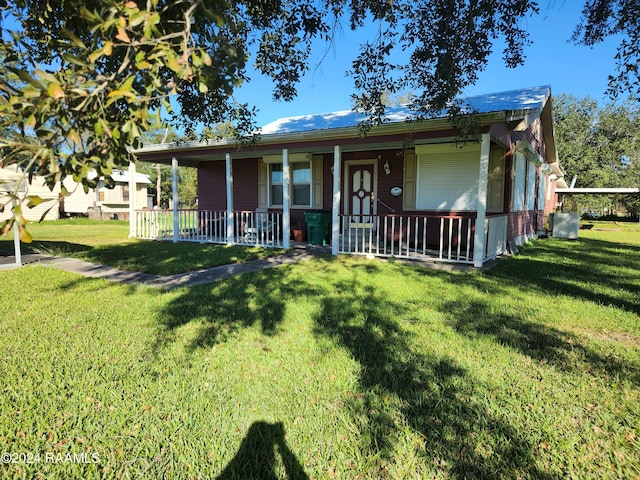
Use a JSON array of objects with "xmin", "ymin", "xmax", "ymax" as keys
[{"xmin": 553, "ymin": 94, "xmax": 640, "ymax": 218}]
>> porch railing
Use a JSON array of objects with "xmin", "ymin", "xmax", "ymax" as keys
[
  {"xmin": 484, "ymin": 215, "xmax": 508, "ymax": 261},
  {"xmin": 134, "ymin": 209, "xmax": 284, "ymax": 248},
  {"xmin": 135, "ymin": 210, "xmax": 507, "ymax": 266},
  {"xmin": 338, "ymin": 214, "xmax": 476, "ymax": 264}
]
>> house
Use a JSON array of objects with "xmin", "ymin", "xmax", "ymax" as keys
[
  {"xmin": 61, "ymin": 169, "xmax": 151, "ymax": 220},
  {"xmin": 132, "ymin": 86, "xmax": 566, "ymax": 267},
  {"xmin": 0, "ymin": 166, "xmax": 60, "ymax": 222}
]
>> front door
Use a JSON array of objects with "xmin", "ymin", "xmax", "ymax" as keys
[{"xmin": 348, "ymin": 163, "xmax": 375, "ymax": 224}]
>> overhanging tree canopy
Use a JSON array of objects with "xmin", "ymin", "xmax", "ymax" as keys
[{"xmin": 1, "ymin": 0, "xmax": 638, "ymax": 240}]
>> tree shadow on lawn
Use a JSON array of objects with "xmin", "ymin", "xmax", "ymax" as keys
[
  {"xmin": 12, "ymin": 239, "xmax": 280, "ymax": 275},
  {"xmin": 398, "ymin": 238, "xmax": 640, "ymax": 386},
  {"xmin": 154, "ymin": 266, "xmax": 325, "ymax": 353},
  {"xmin": 489, "ymin": 237, "xmax": 640, "ymax": 315},
  {"xmin": 155, "ymin": 259, "xmax": 552, "ymax": 477},
  {"xmin": 13, "ymin": 240, "xmax": 93, "ymax": 256},
  {"xmin": 441, "ymin": 296, "xmax": 640, "ymax": 386},
  {"xmin": 310, "ymin": 267, "xmax": 554, "ymax": 479}
]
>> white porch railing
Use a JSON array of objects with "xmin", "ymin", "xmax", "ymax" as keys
[
  {"xmin": 338, "ymin": 214, "xmax": 476, "ymax": 264},
  {"xmin": 484, "ymin": 214, "xmax": 508, "ymax": 261},
  {"xmin": 134, "ymin": 209, "xmax": 284, "ymax": 248},
  {"xmin": 134, "ymin": 210, "xmax": 507, "ymax": 266}
]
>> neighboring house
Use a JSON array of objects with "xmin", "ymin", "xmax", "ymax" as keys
[
  {"xmin": 133, "ymin": 86, "xmax": 567, "ymax": 267},
  {"xmin": 0, "ymin": 166, "xmax": 60, "ymax": 222},
  {"xmin": 61, "ymin": 169, "xmax": 151, "ymax": 220}
]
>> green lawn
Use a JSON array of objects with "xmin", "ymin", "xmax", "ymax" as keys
[
  {"xmin": 0, "ymin": 222, "xmax": 638, "ymax": 479},
  {"xmin": 0, "ymin": 219, "xmax": 284, "ymax": 275}
]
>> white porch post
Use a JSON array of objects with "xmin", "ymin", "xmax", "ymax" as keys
[
  {"xmin": 128, "ymin": 159, "xmax": 136, "ymax": 238},
  {"xmin": 331, "ymin": 145, "xmax": 341, "ymax": 256},
  {"xmin": 172, "ymin": 156, "xmax": 179, "ymax": 243},
  {"xmin": 474, "ymin": 133, "xmax": 491, "ymax": 267},
  {"xmin": 282, "ymin": 148, "xmax": 291, "ymax": 248},
  {"xmin": 225, "ymin": 152, "xmax": 234, "ymax": 244},
  {"xmin": 13, "ymin": 200, "xmax": 22, "ymax": 267}
]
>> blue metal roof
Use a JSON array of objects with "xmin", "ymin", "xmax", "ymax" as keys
[{"xmin": 260, "ymin": 85, "xmax": 551, "ymax": 135}]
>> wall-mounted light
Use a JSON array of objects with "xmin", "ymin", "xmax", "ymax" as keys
[{"xmin": 383, "ymin": 160, "xmax": 391, "ymax": 175}]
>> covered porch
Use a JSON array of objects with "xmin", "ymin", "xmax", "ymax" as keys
[{"xmin": 130, "ymin": 133, "xmax": 506, "ymax": 267}]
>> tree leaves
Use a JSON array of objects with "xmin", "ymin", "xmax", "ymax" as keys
[
  {"xmin": 572, "ymin": 0, "xmax": 640, "ymax": 102},
  {"xmin": 1, "ymin": 0, "xmax": 637, "ymax": 241},
  {"xmin": 554, "ymin": 93, "xmax": 640, "ymax": 214}
]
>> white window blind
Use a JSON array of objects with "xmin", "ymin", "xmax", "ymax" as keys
[
  {"xmin": 415, "ymin": 143, "xmax": 480, "ymax": 211},
  {"xmin": 512, "ymin": 152, "xmax": 526, "ymax": 212},
  {"xmin": 526, "ymin": 160, "xmax": 537, "ymax": 211}
]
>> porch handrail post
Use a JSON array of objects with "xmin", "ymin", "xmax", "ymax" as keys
[
  {"xmin": 282, "ymin": 148, "xmax": 290, "ymax": 248},
  {"xmin": 225, "ymin": 152, "xmax": 234, "ymax": 244},
  {"xmin": 473, "ymin": 133, "xmax": 491, "ymax": 267},
  {"xmin": 128, "ymin": 159, "xmax": 136, "ymax": 238},
  {"xmin": 172, "ymin": 156, "xmax": 179, "ymax": 243},
  {"xmin": 12, "ymin": 198, "xmax": 22, "ymax": 267},
  {"xmin": 331, "ymin": 145, "xmax": 341, "ymax": 256}
]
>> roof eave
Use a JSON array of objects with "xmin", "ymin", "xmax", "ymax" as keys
[{"xmin": 134, "ymin": 112, "xmax": 508, "ymax": 159}]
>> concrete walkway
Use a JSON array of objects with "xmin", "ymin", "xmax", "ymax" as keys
[{"xmin": 0, "ymin": 246, "xmax": 332, "ymax": 290}]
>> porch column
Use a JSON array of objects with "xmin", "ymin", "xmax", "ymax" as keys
[
  {"xmin": 128, "ymin": 159, "xmax": 136, "ymax": 238},
  {"xmin": 473, "ymin": 133, "xmax": 491, "ymax": 267},
  {"xmin": 282, "ymin": 149, "xmax": 291, "ymax": 248},
  {"xmin": 172, "ymin": 156, "xmax": 179, "ymax": 243},
  {"xmin": 331, "ymin": 145, "xmax": 341, "ymax": 256},
  {"xmin": 225, "ymin": 152, "xmax": 234, "ymax": 244}
]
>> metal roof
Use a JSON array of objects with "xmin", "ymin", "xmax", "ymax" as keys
[{"xmin": 260, "ymin": 86, "xmax": 551, "ymax": 135}]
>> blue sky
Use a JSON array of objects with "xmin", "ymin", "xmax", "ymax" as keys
[{"xmin": 236, "ymin": 2, "xmax": 623, "ymax": 128}]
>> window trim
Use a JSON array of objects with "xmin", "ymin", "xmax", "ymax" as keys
[{"xmin": 268, "ymin": 159, "xmax": 313, "ymax": 209}]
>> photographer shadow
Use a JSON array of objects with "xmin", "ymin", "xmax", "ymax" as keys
[{"xmin": 217, "ymin": 421, "xmax": 309, "ymax": 480}]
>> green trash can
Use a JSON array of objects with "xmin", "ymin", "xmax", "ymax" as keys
[{"xmin": 304, "ymin": 210, "xmax": 331, "ymax": 245}]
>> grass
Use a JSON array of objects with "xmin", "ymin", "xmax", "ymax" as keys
[
  {"xmin": 0, "ymin": 221, "xmax": 639, "ymax": 478},
  {"xmin": 0, "ymin": 219, "xmax": 284, "ymax": 275}
]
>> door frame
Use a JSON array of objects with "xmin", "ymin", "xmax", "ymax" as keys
[{"xmin": 343, "ymin": 160, "xmax": 378, "ymax": 216}]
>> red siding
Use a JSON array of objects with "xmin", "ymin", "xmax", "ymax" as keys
[
  {"xmin": 507, "ymin": 210, "xmax": 544, "ymax": 240},
  {"xmin": 198, "ymin": 161, "xmax": 227, "ymax": 210},
  {"xmin": 512, "ymin": 118, "xmax": 547, "ymax": 159},
  {"xmin": 233, "ymin": 158, "xmax": 259, "ymax": 211}
]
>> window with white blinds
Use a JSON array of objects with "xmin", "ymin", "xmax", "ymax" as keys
[
  {"xmin": 415, "ymin": 143, "xmax": 480, "ymax": 211},
  {"xmin": 512, "ymin": 152, "xmax": 526, "ymax": 212},
  {"xmin": 526, "ymin": 160, "xmax": 537, "ymax": 211},
  {"xmin": 537, "ymin": 172, "xmax": 547, "ymax": 210}
]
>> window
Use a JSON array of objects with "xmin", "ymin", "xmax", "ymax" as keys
[
  {"xmin": 526, "ymin": 161, "xmax": 537, "ymax": 211},
  {"xmin": 268, "ymin": 161, "xmax": 311, "ymax": 207},
  {"xmin": 487, "ymin": 149, "xmax": 505, "ymax": 213},
  {"xmin": 122, "ymin": 185, "xmax": 130, "ymax": 202},
  {"xmin": 270, "ymin": 164, "xmax": 283, "ymax": 206},
  {"xmin": 415, "ymin": 143, "xmax": 480, "ymax": 211},
  {"xmin": 291, "ymin": 162, "xmax": 311, "ymax": 206},
  {"xmin": 538, "ymin": 172, "xmax": 547, "ymax": 210},
  {"xmin": 512, "ymin": 152, "xmax": 526, "ymax": 211}
]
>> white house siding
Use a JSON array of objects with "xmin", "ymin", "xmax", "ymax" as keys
[
  {"xmin": 61, "ymin": 177, "xmax": 95, "ymax": 215},
  {"xmin": 60, "ymin": 171, "xmax": 150, "ymax": 219},
  {"xmin": 415, "ymin": 143, "xmax": 481, "ymax": 211},
  {"xmin": 0, "ymin": 168, "xmax": 59, "ymax": 222}
]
